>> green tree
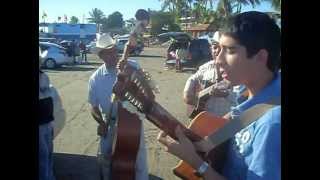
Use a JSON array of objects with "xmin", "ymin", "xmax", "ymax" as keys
[
  {"xmin": 87, "ymin": 8, "xmax": 106, "ymax": 32},
  {"xmin": 106, "ymin": 11, "xmax": 124, "ymax": 28},
  {"xmin": 159, "ymin": 0, "xmax": 263, "ymax": 31},
  {"xmin": 268, "ymin": 0, "xmax": 280, "ymax": 11},
  {"xmin": 69, "ymin": 16, "xmax": 79, "ymax": 24},
  {"xmin": 150, "ymin": 11, "xmax": 181, "ymax": 35}
]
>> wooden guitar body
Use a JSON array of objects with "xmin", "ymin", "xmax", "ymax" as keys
[
  {"xmin": 173, "ymin": 111, "xmax": 229, "ymax": 180},
  {"xmin": 111, "ymin": 103, "xmax": 142, "ymax": 180}
]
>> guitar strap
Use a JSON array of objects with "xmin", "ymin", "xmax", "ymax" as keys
[{"xmin": 206, "ymin": 96, "xmax": 281, "ymax": 148}]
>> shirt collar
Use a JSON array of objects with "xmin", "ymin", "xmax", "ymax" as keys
[
  {"xmin": 236, "ymin": 72, "xmax": 281, "ymax": 112},
  {"xmin": 102, "ymin": 64, "xmax": 117, "ymax": 76}
]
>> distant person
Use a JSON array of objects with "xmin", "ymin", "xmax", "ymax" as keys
[
  {"xmin": 175, "ymin": 41, "xmax": 188, "ymax": 72},
  {"xmin": 71, "ymin": 40, "xmax": 76, "ymax": 64},
  {"xmin": 79, "ymin": 40, "xmax": 87, "ymax": 64}
]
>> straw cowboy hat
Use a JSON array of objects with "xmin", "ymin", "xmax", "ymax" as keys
[{"xmin": 91, "ymin": 33, "xmax": 116, "ymax": 55}]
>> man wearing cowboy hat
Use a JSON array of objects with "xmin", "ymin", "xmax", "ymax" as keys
[
  {"xmin": 183, "ymin": 31, "xmax": 237, "ymax": 118},
  {"xmin": 88, "ymin": 33, "xmax": 149, "ymax": 180}
]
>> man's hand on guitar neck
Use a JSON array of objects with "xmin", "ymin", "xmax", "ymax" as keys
[{"xmin": 209, "ymin": 80, "xmax": 231, "ymax": 98}]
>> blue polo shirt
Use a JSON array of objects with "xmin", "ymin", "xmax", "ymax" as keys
[{"xmin": 223, "ymin": 72, "xmax": 281, "ymax": 180}]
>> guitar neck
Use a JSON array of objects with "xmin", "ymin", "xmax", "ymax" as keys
[
  {"xmin": 121, "ymin": 35, "xmax": 136, "ymax": 63},
  {"xmin": 198, "ymin": 84, "xmax": 213, "ymax": 98},
  {"xmin": 145, "ymin": 101, "xmax": 203, "ymax": 142}
]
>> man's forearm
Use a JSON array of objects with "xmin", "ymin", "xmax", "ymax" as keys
[
  {"xmin": 184, "ymin": 93, "xmax": 197, "ymax": 105},
  {"xmin": 184, "ymin": 77, "xmax": 200, "ymax": 105}
]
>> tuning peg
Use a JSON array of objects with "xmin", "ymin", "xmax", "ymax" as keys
[{"xmin": 136, "ymin": 81, "xmax": 141, "ymax": 87}]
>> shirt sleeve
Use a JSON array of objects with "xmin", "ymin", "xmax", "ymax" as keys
[
  {"xmin": 183, "ymin": 74, "xmax": 198, "ymax": 98},
  {"xmin": 88, "ymin": 77, "xmax": 98, "ymax": 107},
  {"xmin": 246, "ymin": 108, "xmax": 281, "ymax": 180}
]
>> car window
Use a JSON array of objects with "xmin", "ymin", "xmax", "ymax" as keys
[
  {"xmin": 40, "ymin": 44, "xmax": 50, "ymax": 51},
  {"xmin": 118, "ymin": 40, "xmax": 127, "ymax": 45}
]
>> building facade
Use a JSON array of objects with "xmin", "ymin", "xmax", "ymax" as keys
[{"xmin": 39, "ymin": 23, "xmax": 97, "ymax": 43}]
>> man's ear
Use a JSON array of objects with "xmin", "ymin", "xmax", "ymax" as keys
[{"xmin": 255, "ymin": 49, "xmax": 268, "ymax": 65}]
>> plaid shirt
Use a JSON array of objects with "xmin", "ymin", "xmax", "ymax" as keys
[{"xmin": 184, "ymin": 61, "xmax": 236, "ymax": 116}]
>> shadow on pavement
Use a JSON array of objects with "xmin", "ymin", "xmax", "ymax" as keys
[
  {"xmin": 54, "ymin": 153, "xmax": 164, "ymax": 180},
  {"xmin": 181, "ymin": 67, "xmax": 197, "ymax": 74},
  {"xmin": 149, "ymin": 174, "xmax": 164, "ymax": 180},
  {"xmin": 46, "ymin": 65, "xmax": 97, "ymax": 72},
  {"xmin": 53, "ymin": 153, "xmax": 101, "ymax": 180}
]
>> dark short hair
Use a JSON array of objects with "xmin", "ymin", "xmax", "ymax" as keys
[
  {"xmin": 135, "ymin": 9, "xmax": 150, "ymax": 21},
  {"xmin": 221, "ymin": 11, "xmax": 281, "ymax": 72}
]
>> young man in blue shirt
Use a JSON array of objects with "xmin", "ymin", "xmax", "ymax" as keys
[{"xmin": 158, "ymin": 11, "xmax": 281, "ymax": 180}]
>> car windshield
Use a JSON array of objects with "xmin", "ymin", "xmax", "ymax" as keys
[{"xmin": 40, "ymin": 42, "xmax": 65, "ymax": 49}]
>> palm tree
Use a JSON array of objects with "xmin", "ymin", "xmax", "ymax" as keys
[
  {"xmin": 87, "ymin": 8, "xmax": 106, "ymax": 33},
  {"xmin": 69, "ymin": 16, "xmax": 79, "ymax": 24},
  {"xmin": 159, "ymin": 0, "xmax": 174, "ymax": 11},
  {"xmin": 268, "ymin": 0, "xmax": 281, "ymax": 11},
  {"xmin": 205, "ymin": 0, "xmax": 261, "ymax": 16}
]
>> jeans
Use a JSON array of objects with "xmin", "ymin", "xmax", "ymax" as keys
[
  {"xmin": 81, "ymin": 51, "xmax": 87, "ymax": 62},
  {"xmin": 39, "ymin": 123, "xmax": 55, "ymax": 180}
]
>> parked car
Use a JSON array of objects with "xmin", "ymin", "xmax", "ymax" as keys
[
  {"xmin": 39, "ymin": 37, "xmax": 58, "ymax": 43},
  {"xmin": 59, "ymin": 40, "xmax": 80, "ymax": 57},
  {"xmin": 163, "ymin": 36, "xmax": 212, "ymax": 69},
  {"xmin": 86, "ymin": 41, "xmax": 96, "ymax": 54},
  {"xmin": 40, "ymin": 42, "xmax": 70, "ymax": 69},
  {"xmin": 158, "ymin": 32, "xmax": 191, "ymax": 43},
  {"xmin": 115, "ymin": 36, "xmax": 144, "ymax": 56}
]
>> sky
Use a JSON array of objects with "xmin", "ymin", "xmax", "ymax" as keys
[{"xmin": 39, "ymin": 0, "xmax": 277, "ymax": 23}]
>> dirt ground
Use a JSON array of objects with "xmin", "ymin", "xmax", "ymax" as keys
[{"xmin": 45, "ymin": 47, "xmax": 198, "ymax": 180}]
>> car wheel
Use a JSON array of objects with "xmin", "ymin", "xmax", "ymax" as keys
[{"xmin": 45, "ymin": 58, "xmax": 56, "ymax": 69}]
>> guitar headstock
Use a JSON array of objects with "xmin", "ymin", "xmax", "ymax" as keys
[{"xmin": 113, "ymin": 63, "xmax": 158, "ymax": 113}]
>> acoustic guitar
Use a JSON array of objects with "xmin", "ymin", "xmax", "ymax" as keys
[
  {"xmin": 110, "ymin": 9, "xmax": 150, "ymax": 180},
  {"xmin": 187, "ymin": 83, "xmax": 214, "ymax": 118},
  {"xmin": 187, "ymin": 65, "xmax": 229, "ymax": 119},
  {"xmin": 111, "ymin": 102, "xmax": 142, "ymax": 180},
  {"xmin": 112, "ymin": 63, "xmax": 231, "ymax": 180}
]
